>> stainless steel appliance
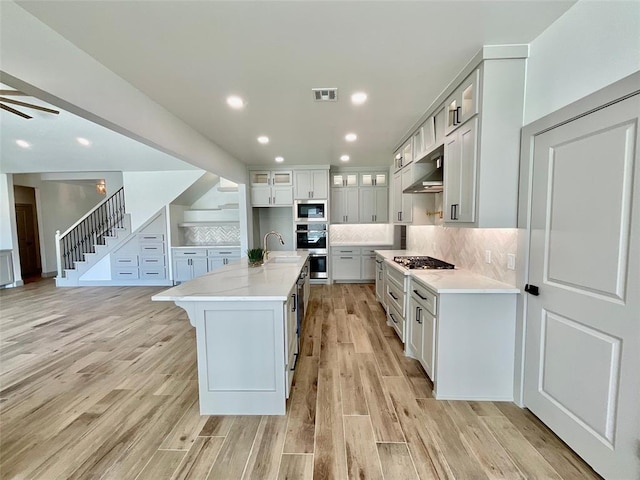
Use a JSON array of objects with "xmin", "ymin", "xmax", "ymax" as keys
[
  {"xmin": 294, "ymin": 200, "xmax": 327, "ymax": 222},
  {"xmin": 393, "ymin": 255, "xmax": 455, "ymax": 269},
  {"xmin": 295, "ymin": 223, "xmax": 327, "ymax": 250},
  {"xmin": 296, "ymin": 222, "xmax": 328, "ymax": 279}
]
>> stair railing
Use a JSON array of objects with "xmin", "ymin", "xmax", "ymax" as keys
[{"xmin": 55, "ymin": 187, "xmax": 125, "ymax": 278}]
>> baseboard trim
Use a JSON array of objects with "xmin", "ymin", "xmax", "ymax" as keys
[{"xmin": 41, "ymin": 271, "xmax": 57, "ymax": 278}]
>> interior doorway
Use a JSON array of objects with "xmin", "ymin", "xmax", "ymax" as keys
[{"xmin": 13, "ymin": 185, "xmax": 42, "ymax": 281}]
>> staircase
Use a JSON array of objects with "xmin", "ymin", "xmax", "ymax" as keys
[{"xmin": 55, "ymin": 187, "xmax": 130, "ymax": 286}]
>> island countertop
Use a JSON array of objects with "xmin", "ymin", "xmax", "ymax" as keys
[{"xmin": 152, "ymin": 251, "xmax": 309, "ymax": 302}]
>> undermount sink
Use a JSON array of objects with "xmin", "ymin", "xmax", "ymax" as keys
[{"xmin": 268, "ymin": 255, "xmax": 301, "ymax": 263}]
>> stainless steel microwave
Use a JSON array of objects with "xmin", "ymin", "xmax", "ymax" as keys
[{"xmin": 294, "ymin": 200, "xmax": 327, "ymax": 222}]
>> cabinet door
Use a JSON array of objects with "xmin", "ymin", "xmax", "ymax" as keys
[
  {"xmin": 412, "ymin": 128, "xmax": 424, "ymax": 161},
  {"xmin": 272, "ymin": 171, "xmax": 293, "ymax": 186},
  {"xmin": 294, "ymin": 171, "xmax": 312, "ymax": 199},
  {"xmin": 359, "ymin": 188, "xmax": 375, "ymax": 223},
  {"xmin": 375, "ymin": 260, "xmax": 385, "ymax": 305},
  {"xmin": 344, "ymin": 187, "xmax": 359, "ymax": 223},
  {"xmin": 360, "ymin": 172, "xmax": 387, "ymax": 187},
  {"xmin": 434, "ymin": 107, "xmax": 446, "ymax": 146},
  {"xmin": 400, "ymin": 167, "xmax": 413, "ymax": 223},
  {"xmin": 208, "ymin": 257, "xmax": 225, "ymax": 271},
  {"xmin": 251, "ymin": 186, "xmax": 272, "ymax": 206},
  {"xmin": 458, "ymin": 69, "xmax": 479, "ymax": 126},
  {"xmin": 408, "ymin": 297, "xmax": 423, "ymax": 360},
  {"xmin": 173, "ymin": 258, "xmax": 193, "ymax": 282},
  {"xmin": 422, "ymin": 117, "xmax": 436, "ymax": 153},
  {"xmin": 402, "ymin": 141, "xmax": 413, "ymax": 167},
  {"xmin": 192, "ymin": 258, "xmax": 209, "ymax": 277},
  {"xmin": 330, "ymin": 188, "xmax": 346, "ymax": 223},
  {"xmin": 392, "ymin": 171, "xmax": 402, "ymax": 223},
  {"xmin": 311, "ymin": 170, "xmax": 328, "ymax": 198},
  {"xmin": 374, "ymin": 188, "xmax": 388, "ymax": 223},
  {"xmin": 272, "ymin": 186, "xmax": 293, "ymax": 206},
  {"xmin": 331, "ymin": 172, "xmax": 357, "ymax": 187},
  {"xmin": 421, "ymin": 309, "xmax": 436, "ymax": 380},
  {"xmin": 361, "ymin": 255, "xmax": 376, "ymax": 281},
  {"xmin": 332, "ymin": 255, "xmax": 360, "ymax": 280},
  {"xmin": 250, "ymin": 171, "xmax": 271, "ymax": 186},
  {"xmin": 444, "ymin": 118, "xmax": 477, "ymax": 223}
]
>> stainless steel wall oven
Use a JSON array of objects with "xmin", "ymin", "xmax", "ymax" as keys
[{"xmin": 296, "ymin": 222, "xmax": 328, "ymax": 279}]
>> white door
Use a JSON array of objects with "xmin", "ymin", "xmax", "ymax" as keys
[{"xmin": 524, "ymin": 94, "xmax": 640, "ymax": 479}]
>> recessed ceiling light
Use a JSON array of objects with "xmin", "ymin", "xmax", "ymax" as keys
[
  {"xmin": 16, "ymin": 139, "xmax": 30, "ymax": 148},
  {"xmin": 340, "ymin": 155, "xmax": 350, "ymax": 162},
  {"xmin": 275, "ymin": 156, "xmax": 284, "ymax": 163},
  {"xmin": 345, "ymin": 133, "xmax": 357, "ymax": 142},
  {"xmin": 351, "ymin": 92, "xmax": 367, "ymax": 105},
  {"xmin": 257, "ymin": 136, "xmax": 269, "ymax": 144},
  {"xmin": 226, "ymin": 95, "xmax": 245, "ymax": 109},
  {"xmin": 76, "ymin": 137, "xmax": 91, "ymax": 146}
]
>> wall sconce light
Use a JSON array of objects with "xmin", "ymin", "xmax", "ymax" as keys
[{"xmin": 96, "ymin": 181, "xmax": 106, "ymax": 195}]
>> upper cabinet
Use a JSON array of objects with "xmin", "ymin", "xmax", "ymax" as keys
[
  {"xmin": 294, "ymin": 170, "xmax": 328, "ymax": 200},
  {"xmin": 359, "ymin": 171, "xmax": 387, "ymax": 187},
  {"xmin": 444, "ymin": 69, "xmax": 480, "ymax": 136},
  {"xmin": 393, "ymin": 141, "xmax": 413, "ymax": 172},
  {"xmin": 250, "ymin": 170, "xmax": 293, "ymax": 207},
  {"xmin": 392, "ymin": 49, "xmax": 527, "ymax": 228},
  {"xmin": 331, "ymin": 172, "xmax": 358, "ymax": 188}
]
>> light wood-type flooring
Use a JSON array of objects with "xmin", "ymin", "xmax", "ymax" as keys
[{"xmin": 0, "ymin": 279, "xmax": 601, "ymax": 479}]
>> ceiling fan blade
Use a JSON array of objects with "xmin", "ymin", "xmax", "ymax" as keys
[
  {"xmin": 0, "ymin": 97, "xmax": 60, "ymax": 115},
  {"xmin": 0, "ymin": 103, "xmax": 32, "ymax": 119},
  {"xmin": 0, "ymin": 90, "xmax": 28, "ymax": 96}
]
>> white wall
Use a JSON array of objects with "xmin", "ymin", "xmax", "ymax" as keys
[
  {"xmin": 13, "ymin": 174, "xmax": 105, "ymax": 274},
  {"xmin": 0, "ymin": 2, "xmax": 247, "ymax": 184},
  {"xmin": 123, "ymin": 170, "xmax": 204, "ymax": 231},
  {"xmin": 0, "ymin": 175, "xmax": 15, "ymax": 249},
  {"xmin": 524, "ymin": 0, "xmax": 640, "ymax": 124}
]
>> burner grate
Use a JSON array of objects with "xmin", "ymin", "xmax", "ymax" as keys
[{"xmin": 393, "ymin": 256, "xmax": 455, "ymax": 270}]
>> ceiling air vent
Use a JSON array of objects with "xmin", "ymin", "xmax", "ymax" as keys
[{"xmin": 312, "ymin": 88, "xmax": 338, "ymax": 102}]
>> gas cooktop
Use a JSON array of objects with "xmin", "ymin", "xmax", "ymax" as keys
[{"xmin": 393, "ymin": 256, "xmax": 455, "ymax": 270}]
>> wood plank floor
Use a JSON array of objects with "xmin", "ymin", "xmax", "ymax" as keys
[{"xmin": 0, "ymin": 279, "xmax": 601, "ymax": 479}]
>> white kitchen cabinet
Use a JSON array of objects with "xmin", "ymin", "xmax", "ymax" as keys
[
  {"xmin": 331, "ymin": 249, "xmax": 361, "ymax": 281},
  {"xmin": 250, "ymin": 170, "xmax": 293, "ymax": 206},
  {"xmin": 412, "ymin": 116, "xmax": 436, "ymax": 162},
  {"xmin": 173, "ymin": 250, "xmax": 208, "ymax": 282},
  {"xmin": 0, "ymin": 250, "xmax": 14, "ymax": 286},
  {"xmin": 444, "ymin": 68, "xmax": 480, "ymax": 136},
  {"xmin": 360, "ymin": 254, "xmax": 376, "ymax": 281},
  {"xmin": 207, "ymin": 247, "xmax": 241, "ymax": 271},
  {"xmin": 393, "ymin": 166, "xmax": 420, "ymax": 224},
  {"xmin": 407, "ymin": 275, "xmax": 517, "ymax": 400},
  {"xmin": 359, "ymin": 172, "xmax": 387, "ymax": 187},
  {"xmin": 330, "ymin": 187, "xmax": 359, "ymax": 223},
  {"xmin": 331, "ymin": 172, "xmax": 358, "ymax": 187},
  {"xmin": 393, "ymin": 141, "xmax": 413, "ymax": 172},
  {"xmin": 359, "ymin": 187, "xmax": 388, "ymax": 223},
  {"xmin": 434, "ymin": 107, "xmax": 446, "ymax": 147},
  {"xmin": 294, "ymin": 170, "xmax": 328, "ymax": 199},
  {"xmin": 375, "ymin": 255, "xmax": 386, "ymax": 309},
  {"xmin": 444, "ymin": 117, "xmax": 477, "ymax": 223},
  {"xmin": 285, "ymin": 285, "xmax": 297, "ymax": 397}
]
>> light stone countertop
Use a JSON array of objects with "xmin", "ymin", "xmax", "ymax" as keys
[
  {"xmin": 152, "ymin": 251, "xmax": 308, "ymax": 302},
  {"xmin": 330, "ymin": 242, "xmax": 394, "ymax": 247},
  {"xmin": 171, "ymin": 244, "xmax": 241, "ymax": 249},
  {"xmin": 374, "ymin": 249, "xmax": 519, "ymax": 294}
]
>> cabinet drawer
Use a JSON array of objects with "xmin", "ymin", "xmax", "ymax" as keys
[
  {"xmin": 172, "ymin": 249, "xmax": 206, "ymax": 257},
  {"xmin": 207, "ymin": 248, "xmax": 241, "ymax": 257},
  {"xmin": 332, "ymin": 247, "xmax": 361, "ymax": 255},
  {"xmin": 140, "ymin": 256, "xmax": 165, "ymax": 267},
  {"xmin": 113, "ymin": 268, "xmax": 139, "ymax": 279},
  {"xmin": 386, "ymin": 265, "xmax": 406, "ymax": 289},
  {"xmin": 140, "ymin": 268, "xmax": 166, "ymax": 279},
  {"xmin": 411, "ymin": 280, "xmax": 437, "ymax": 315},
  {"xmin": 138, "ymin": 233, "xmax": 164, "ymax": 242},
  {"xmin": 332, "ymin": 255, "xmax": 361, "ymax": 281},
  {"xmin": 361, "ymin": 247, "xmax": 385, "ymax": 255},
  {"xmin": 140, "ymin": 243, "xmax": 164, "ymax": 255},
  {"xmin": 386, "ymin": 281, "xmax": 405, "ymax": 316},
  {"xmin": 113, "ymin": 255, "xmax": 138, "ymax": 266},
  {"xmin": 388, "ymin": 302, "xmax": 405, "ymax": 343}
]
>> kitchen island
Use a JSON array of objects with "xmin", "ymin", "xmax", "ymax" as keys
[{"xmin": 153, "ymin": 251, "xmax": 309, "ymax": 415}]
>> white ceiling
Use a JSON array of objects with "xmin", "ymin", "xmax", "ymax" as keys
[
  {"xmin": 8, "ymin": 1, "xmax": 576, "ymax": 171},
  {"xmin": 0, "ymin": 83, "xmax": 198, "ymax": 173}
]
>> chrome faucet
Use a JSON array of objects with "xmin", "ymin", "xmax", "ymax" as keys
[{"xmin": 263, "ymin": 231, "xmax": 285, "ymax": 260}]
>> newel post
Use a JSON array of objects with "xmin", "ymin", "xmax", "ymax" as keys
[{"xmin": 55, "ymin": 230, "xmax": 62, "ymax": 278}]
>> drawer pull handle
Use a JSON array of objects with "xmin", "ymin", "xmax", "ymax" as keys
[
  {"xmin": 389, "ymin": 313, "xmax": 398, "ymax": 324},
  {"xmin": 340, "ymin": 256, "xmax": 353, "ymax": 259},
  {"xmin": 389, "ymin": 291, "xmax": 398, "ymax": 300},
  {"xmin": 413, "ymin": 289, "xmax": 428, "ymax": 301}
]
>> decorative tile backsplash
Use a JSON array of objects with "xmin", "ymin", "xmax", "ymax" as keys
[
  {"xmin": 329, "ymin": 224, "xmax": 395, "ymax": 245},
  {"xmin": 183, "ymin": 224, "xmax": 240, "ymax": 245},
  {"xmin": 407, "ymin": 225, "xmax": 517, "ymax": 285}
]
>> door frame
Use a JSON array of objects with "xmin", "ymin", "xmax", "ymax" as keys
[{"xmin": 514, "ymin": 71, "xmax": 640, "ymax": 405}]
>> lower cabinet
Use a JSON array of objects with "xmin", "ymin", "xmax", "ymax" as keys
[
  {"xmin": 331, "ymin": 246, "xmax": 389, "ymax": 282},
  {"xmin": 374, "ymin": 254, "xmax": 386, "ymax": 309},
  {"xmin": 172, "ymin": 247, "xmax": 240, "ymax": 283},
  {"xmin": 406, "ymin": 275, "xmax": 517, "ymax": 401}
]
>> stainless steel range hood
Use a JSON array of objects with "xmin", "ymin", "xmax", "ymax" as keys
[{"xmin": 403, "ymin": 146, "xmax": 444, "ymax": 194}]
